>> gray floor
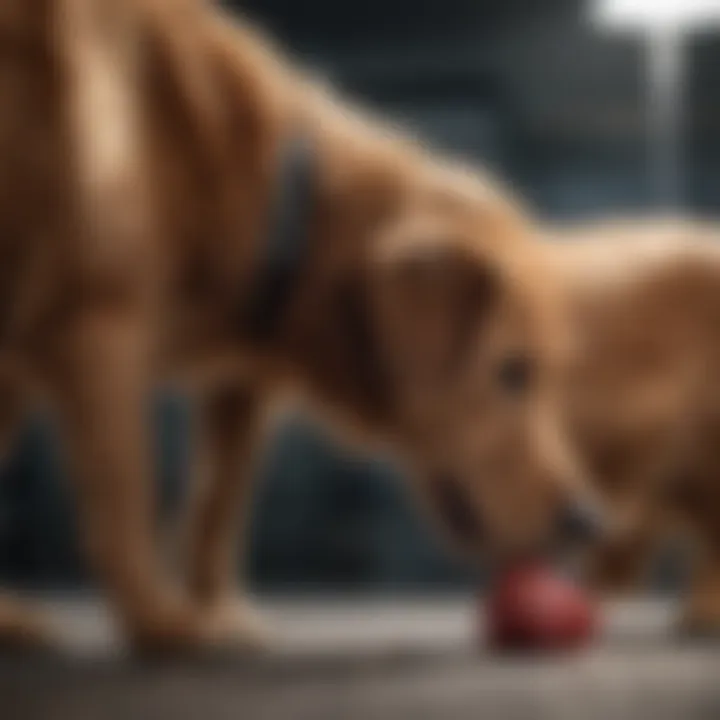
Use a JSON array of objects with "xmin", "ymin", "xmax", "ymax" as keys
[{"xmin": 2, "ymin": 598, "xmax": 719, "ymax": 720}]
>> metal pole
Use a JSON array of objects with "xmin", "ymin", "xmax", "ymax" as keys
[{"xmin": 646, "ymin": 26, "xmax": 684, "ymax": 211}]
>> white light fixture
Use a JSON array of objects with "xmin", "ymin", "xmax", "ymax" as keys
[
  {"xmin": 592, "ymin": 0, "xmax": 720, "ymax": 212},
  {"xmin": 594, "ymin": 0, "xmax": 720, "ymax": 31}
]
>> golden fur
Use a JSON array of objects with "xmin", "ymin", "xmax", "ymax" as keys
[
  {"xmin": 0, "ymin": 0, "xmax": 579, "ymax": 651},
  {"xmin": 543, "ymin": 219, "xmax": 720, "ymax": 633}
]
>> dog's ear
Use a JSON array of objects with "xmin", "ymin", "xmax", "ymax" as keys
[{"xmin": 370, "ymin": 220, "xmax": 500, "ymax": 386}]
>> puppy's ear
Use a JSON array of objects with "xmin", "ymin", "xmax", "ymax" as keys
[{"xmin": 370, "ymin": 220, "xmax": 500, "ymax": 385}]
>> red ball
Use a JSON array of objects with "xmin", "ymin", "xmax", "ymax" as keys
[{"xmin": 484, "ymin": 563, "xmax": 598, "ymax": 652}]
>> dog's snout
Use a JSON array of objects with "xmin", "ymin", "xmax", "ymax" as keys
[{"xmin": 558, "ymin": 496, "xmax": 606, "ymax": 544}]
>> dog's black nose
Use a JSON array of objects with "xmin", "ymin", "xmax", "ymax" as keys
[{"xmin": 558, "ymin": 498, "xmax": 605, "ymax": 544}]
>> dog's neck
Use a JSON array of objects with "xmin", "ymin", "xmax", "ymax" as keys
[
  {"xmin": 237, "ymin": 85, "xmax": 516, "ymax": 435},
  {"xmin": 253, "ymin": 113, "xmax": 418, "ymax": 432},
  {"xmin": 150, "ymin": 8, "xmax": 515, "ymax": 435}
]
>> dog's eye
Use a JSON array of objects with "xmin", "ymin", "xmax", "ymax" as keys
[{"xmin": 496, "ymin": 354, "xmax": 533, "ymax": 395}]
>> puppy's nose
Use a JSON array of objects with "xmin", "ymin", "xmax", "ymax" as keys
[{"xmin": 558, "ymin": 497, "xmax": 606, "ymax": 544}]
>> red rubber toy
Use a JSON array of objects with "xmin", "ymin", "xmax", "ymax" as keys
[{"xmin": 485, "ymin": 562, "xmax": 598, "ymax": 652}]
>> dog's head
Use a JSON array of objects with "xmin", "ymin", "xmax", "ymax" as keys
[{"xmin": 367, "ymin": 201, "xmax": 604, "ymax": 561}]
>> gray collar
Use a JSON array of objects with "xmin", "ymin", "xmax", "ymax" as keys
[{"xmin": 243, "ymin": 133, "xmax": 316, "ymax": 342}]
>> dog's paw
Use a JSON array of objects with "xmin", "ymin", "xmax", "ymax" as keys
[
  {"xmin": 201, "ymin": 598, "xmax": 275, "ymax": 653},
  {"xmin": 126, "ymin": 600, "xmax": 274, "ymax": 660},
  {"xmin": 0, "ymin": 601, "xmax": 56, "ymax": 654}
]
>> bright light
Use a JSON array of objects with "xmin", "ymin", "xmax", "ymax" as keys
[{"xmin": 594, "ymin": 0, "xmax": 720, "ymax": 30}]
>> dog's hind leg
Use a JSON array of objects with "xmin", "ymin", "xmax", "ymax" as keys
[{"xmin": 184, "ymin": 383, "xmax": 271, "ymax": 649}]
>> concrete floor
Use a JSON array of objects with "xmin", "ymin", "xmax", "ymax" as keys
[{"xmin": 2, "ymin": 598, "xmax": 720, "ymax": 720}]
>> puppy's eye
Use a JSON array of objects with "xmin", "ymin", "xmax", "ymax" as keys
[{"xmin": 496, "ymin": 354, "xmax": 533, "ymax": 395}]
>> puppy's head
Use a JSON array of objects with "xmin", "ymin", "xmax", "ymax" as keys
[{"xmin": 368, "ymin": 207, "xmax": 603, "ymax": 560}]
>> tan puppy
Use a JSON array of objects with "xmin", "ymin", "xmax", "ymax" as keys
[
  {"xmin": 0, "ymin": 0, "xmax": 589, "ymax": 652},
  {"xmin": 543, "ymin": 219, "xmax": 720, "ymax": 634}
]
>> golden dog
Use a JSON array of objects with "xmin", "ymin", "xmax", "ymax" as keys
[
  {"xmin": 0, "ymin": 0, "xmax": 591, "ymax": 652},
  {"xmin": 544, "ymin": 220, "xmax": 720, "ymax": 634}
]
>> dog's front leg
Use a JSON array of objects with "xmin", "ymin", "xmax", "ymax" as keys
[
  {"xmin": 52, "ymin": 307, "xmax": 209, "ymax": 653},
  {"xmin": 185, "ymin": 383, "xmax": 270, "ymax": 649}
]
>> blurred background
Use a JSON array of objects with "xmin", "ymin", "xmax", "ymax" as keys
[{"xmin": 0, "ymin": 0, "xmax": 718, "ymax": 594}]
